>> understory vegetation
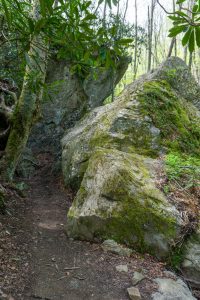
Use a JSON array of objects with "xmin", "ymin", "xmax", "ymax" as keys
[{"xmin": 165, "ymin": 152, "xmax": 200, "ymax": 193}]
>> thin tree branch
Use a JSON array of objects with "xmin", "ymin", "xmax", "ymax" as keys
[{"xmin": 156, "ymin": 0, "xmax": 200, "ymax": 27}]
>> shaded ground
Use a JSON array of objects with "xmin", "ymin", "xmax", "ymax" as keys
[{"xmin": 0, "ymin": 154, "xmax": 199, "ymax": 300}]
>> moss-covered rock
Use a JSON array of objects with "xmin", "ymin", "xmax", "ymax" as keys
[
  {"xmin": 66, "ymin": 148, "xmax": 183, "ymax": 258},
  {"xmin": 62, "ymin": 57, "xmax": 200, "ymax": 259},
  {"xmin": 27, "ymin": 56, "xmax": 131, "ymax": 160},
  {"xmin": 149, "ymin": 57, "xmax": 200, "ymax": 110},
  {"xmin": 137, "ymin": 80, "xmax": 200, "ymax": 154}
]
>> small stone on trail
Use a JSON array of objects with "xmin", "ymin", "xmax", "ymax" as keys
[
  {"xmin": 116, "ymin": 264, "xmax": 128, "ymax": 273},
  {"xmin": 131, "ymin": 272, "xmax": 145, "ymax": 286},
  {"xmin": 127, "ymin": 287, "xmax": 141, "ymax": 300},
  {"xmin": 102, "ymin": 239, "xmax": 133, "ymax": 257}
]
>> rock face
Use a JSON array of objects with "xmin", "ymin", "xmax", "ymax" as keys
[
  {"xmin": 101, "ymin": 239, "xmax": 133, "ymax": 257},
  {"xmin": 28, "ymin": 56, "xmax": 131, "ymax": 158},
  {"xmin": 181, "ymin": 226, "xmax": 200, "ymax": 288},
  {"xmin": 62, "ymin": 57, "xmax": 200, "ymax": 259},
  {"xmin": 152, "ymin": 278, "xmax": 196, "ymax": 300},
  {"xmin": 149, "ymin": 57, "xmax": 200, "ymax": 110},
  {"xmin": 65, "ymin": 149, "xmax": 183, "ymax": 258}
]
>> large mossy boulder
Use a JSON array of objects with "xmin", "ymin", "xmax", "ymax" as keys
[
  {"xmin": 66, "ymin": 148, "xmax": 183, "ymax": 258},
  {"xmin": 62, "ymin": 57, "xmax": 200, "ymax": 259}
]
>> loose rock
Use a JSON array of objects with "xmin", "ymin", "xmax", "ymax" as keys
[
  {"xmin": 102, "ymin": 239, "xmax": 133, "ymax": 257},
  {"xmin": 116, "ymin": 265, "xmax": 128, "ymax": 273},
  {"xmin": 131, "ymin": 272, "xmax": 145, "ymax": 286},
  {"xmin": 127, "ymin": 287, "xmax": 141, "ymax": 300}
]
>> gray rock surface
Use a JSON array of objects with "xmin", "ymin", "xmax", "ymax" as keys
[
  {"xmin": 65, "ymin": 148, "xmax": 183, "ymax": 258},
  {"xmin": 116, "ymin": 265, "xmax": 128, "ymax": 273},
  {"xmin": 151, "ymin": 57, "xmax": 200, "ymax": 110},
  {"xmin": 84, "ymin": 56, "xmax": 132, "ymax": 109},
  {"xmin": 152, "ymin": 278, "xmax": 196, "ymax": 300},
  {"xmin": 133, "ymin": 57, "xmax": 200, "ymax": 112},
  {"xmin": 17, "ymin": 147, "xmax": 39, "ymax": 178},
  {"xmin": 63, "ymin": 57, "xmax": 200, "ymax": 258},
  {"xmin": 101, "ymin": 239, "xmax": 133, "ymax": 257},
  {"xmin": 181, "ymin": 225, "xmax": 200, "ymax": 288},
  {"xmin": 28, "ymin": 57, "xmax": 130, "ymax": 159},
  {"xmin": 127, "ymin": 287, "xmax": 141, "ymax": 300},
  {"xmin": 131, "ymin": 272, "xmax": 145, "ymax": 286},
  {"xmin": 17, "ymin": 57, "xmax": 130, "ymax": 178}
]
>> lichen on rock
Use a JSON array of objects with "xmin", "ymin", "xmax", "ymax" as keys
[
  {"xmin": 66, "ymin": 148, "xmax": 183, "ymax": 258},
  {"xmin": 181, "ymin": 225, "xmax": 200, "ymax": 288},
  {"xmin": 62, "ymin": 57, "xmax": 200, "ymax": 260}
]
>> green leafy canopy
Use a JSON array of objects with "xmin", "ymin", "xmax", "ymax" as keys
[
  {"xmin": 168, "ymin": 0, "xmax": 200, "ymax": 52},
  {"xmin": 0, "ymin": 0, "xmax": 134, "ymax": 77}
]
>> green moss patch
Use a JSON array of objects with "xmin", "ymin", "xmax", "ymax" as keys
[
  {"xmin": 137, "ymin": 80, "xmax": 200, "ymax": 154},
  {"xmin": 165, "ymin": 152, "xmax": 200, "ymax": 190},
  {"xmin": 66, "ymin": 149, "xmax": 181, "ymax": 258}
]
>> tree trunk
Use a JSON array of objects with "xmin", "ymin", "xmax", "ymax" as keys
[
  {"xmin": 168, "ymin": 38, "xmax": 175, "ymax": 58},
  {"xmin": 184, "ymin": 46, "xmax": 188, "ymax": 63},
  {"xmin": 147, "ymin": 0, "xmax": 156, "ymax": 72},
  {"xmin": 103, "ymin": 1, "xmax": 107, "ymax": 27},
  {"xmin": 133, "ymin": 0, "xmax": 138, "ymax": 80},
  {"xmin": 188, "ymin": 0, "xmax": 195, "ymax": 71},
  {"xmin": 0, "ymin": 0, "xmax": 48, "ymax": 181},
  {"xmin": 117, "ymin": 0, "xmax": 120, "ymax": 16},
  {"xmin": 168, "ymin": 0, "xmax": 177, "ymax": 57},
  {"xmin": 188, "ymin": 52, "xmax": 193, "ymax": 71},
  {"xmin": 123, "ymin": 0, "xmax": 129, "ymax": 24}
]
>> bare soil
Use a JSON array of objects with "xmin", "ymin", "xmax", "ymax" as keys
[{"xmin": 0, "ymin": 154, "xmax": 199, "ymax": 300}]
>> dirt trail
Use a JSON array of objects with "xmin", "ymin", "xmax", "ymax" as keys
[
  {"xmin": 1, "ymin": 155, "xmax": 176, "ymax": 300},
  {"xmin": 20, "ymin": 156, "xmax": 134, "ymax": 300}
]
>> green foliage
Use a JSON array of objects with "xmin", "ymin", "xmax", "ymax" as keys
[
  {"xmin": 15, "ymin": 181, "xmax": 28, "ymax": 191},
  {"xmin": 0, "ymin": 10, "xmax": 26, "ymax": 86},
  {"xmin": 98, "ymin": 0, "xmax": 118, "ymax": 9},
  {"xmin": 168, "ymin": 0, "xmax": 200, "ymax": 52},
  {"xmin": 168, "ymin": 246, "xmax": 185, "ymax": 270},
  {"xmin": 0, "ymin": 0, "xmax": 134, "ymax": 79},
  {"xmin": 165, "ymin": 152, "xmax": 200, "ymax": 190}
]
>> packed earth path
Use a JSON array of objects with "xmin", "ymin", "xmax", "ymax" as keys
[
  {"xmin": 23, "ymin": 154, "xmax": 138, "ymax": 300},
  {"xmin": 1, "ymin": 154, "xmax": 198, "ymax": 300}
]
